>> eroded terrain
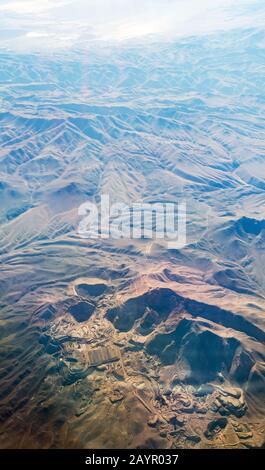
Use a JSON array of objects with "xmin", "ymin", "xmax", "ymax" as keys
[{"xmin": 0, "ymin": 28, "xmax": 265, "ymax": 448}]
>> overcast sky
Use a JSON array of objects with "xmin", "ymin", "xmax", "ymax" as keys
[{"xmin": 0, "ymin": 0, "xmax": 264, "ymax": 50}]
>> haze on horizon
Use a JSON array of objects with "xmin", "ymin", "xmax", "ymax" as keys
[{"xmin": 0, "ymin": 0, "xmax": 264, "ymax": 51}]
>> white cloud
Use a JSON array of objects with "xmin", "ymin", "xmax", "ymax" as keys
[
  {"xmin": 0, "ymin": 0, "xmax": 69, "ymax": 15},
  {"xmin": 0, "ymin": 0, "xmax": 263, "ymax": 50},
  {"xmin": 25, "ymin": 31, "xmax": 50, "ymax": 38}
]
